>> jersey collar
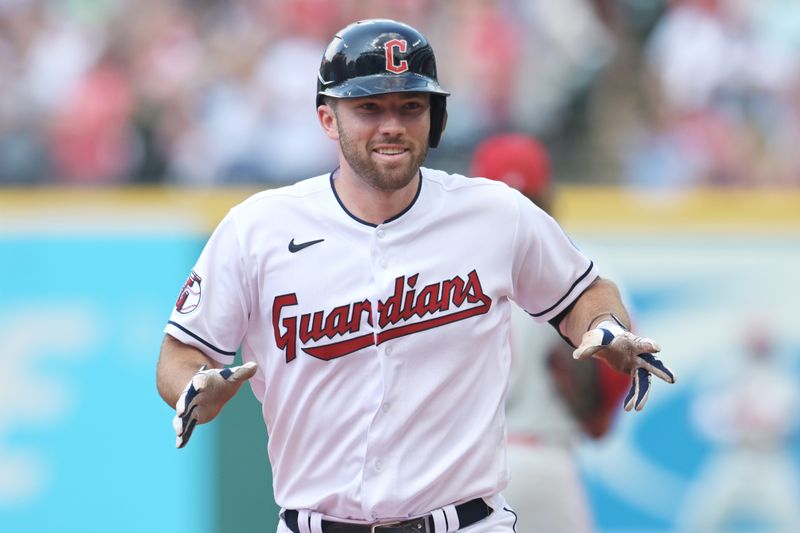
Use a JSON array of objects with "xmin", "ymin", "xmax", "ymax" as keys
[{"xmin": 329, "ymin": 168, "xmax": 424, "ymax": 228}]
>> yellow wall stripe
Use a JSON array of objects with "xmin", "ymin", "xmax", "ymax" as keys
[{"xmin": 0, "ymin": 187, "xmax": 798, "ymax": 234}]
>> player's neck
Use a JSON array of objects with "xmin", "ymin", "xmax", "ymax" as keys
[{"xmin": 333, "ymin": 167, "xmax": 420, "ymax": 225}]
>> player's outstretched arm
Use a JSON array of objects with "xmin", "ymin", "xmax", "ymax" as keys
[
  {"xmin": 157, "ymin": 335, "xmax": 258, "ymax": 448},
  {"xmin": 559, "ymin": 277, "xmax": 676, "ymax": 411}
]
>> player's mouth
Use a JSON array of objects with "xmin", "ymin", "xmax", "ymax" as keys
[{"xmin": 372, "ymin": 146, "xmax": 409, "ymax": 161}]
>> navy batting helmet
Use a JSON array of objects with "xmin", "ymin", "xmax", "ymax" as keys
[{"xmin": 317, "ymin": 19, "xmax": 450, "ymax": 148}]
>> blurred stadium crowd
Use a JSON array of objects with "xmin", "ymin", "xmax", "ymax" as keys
[{"xmin": 0, "ymin": 0, "xmax": 798, "ymax": 187}]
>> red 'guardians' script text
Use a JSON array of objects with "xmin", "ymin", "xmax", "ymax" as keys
[{"xmin": 272, "ymin": 270, "xmax": 491, "ymax": 362}]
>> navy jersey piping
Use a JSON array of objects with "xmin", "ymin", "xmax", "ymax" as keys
[
  {"xmin": 168, "ymin": 321, "xmax": 237, "ymax": 356},
  {"xmin": 504, "ymin": 506, "xmax": 518, "ymax": 532},
  {"xmin": 329, "ymin": 169, "xmax": 424, "ymax": 227},
  {"xmin": 528, "ymin": 261, "xmax": 595, "ymax": 318}
]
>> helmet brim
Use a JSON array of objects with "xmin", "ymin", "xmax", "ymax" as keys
[{"xmin": 318, "ymin": 73, "xmax": 450, "ymax": 100}]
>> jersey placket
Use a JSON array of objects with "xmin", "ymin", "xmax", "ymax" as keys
[{"xmin": 360, "ymin": 223, "xmax": 404, "ymax": 520}]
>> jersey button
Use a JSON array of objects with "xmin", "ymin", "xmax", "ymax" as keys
[
  {"xmin": 382, "ymin": 403, "xmax": 390, "ymax": 412},
  {"xmin": 385, "ymin": 345, "xmax": 393, "ymax": 355},
  {"xmin": 376, "ymin": 229, "xmax": 386, "ymax": 239},
  {"xmin": 379, "ymin": 258, "xmax": 388, "ymax": 268},
  {"xmin": 375, "ymin": 460, "xmax": 383, "ymax": 471}
]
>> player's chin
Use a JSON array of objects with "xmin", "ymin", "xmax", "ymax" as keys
[{"xmin": 370, "ymin": 166, "xmax": 419, "ymax": 192}]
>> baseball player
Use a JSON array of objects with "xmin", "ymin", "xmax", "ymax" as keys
[
  {"xmin": 156, "ymin": 19, "xmax": 675, "ymax": 533},
  {"xmin": 470, "ymin": 133, "xmax": 632, "ymax": 532},
  {"xmin": 678, "ymin": 322, "xmax": 800, "ymax": 532}
]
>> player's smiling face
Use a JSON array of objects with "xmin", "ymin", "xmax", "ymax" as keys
[{"xmin": 328, "ymin": 92, "xmax": 430, "ymax": 192}]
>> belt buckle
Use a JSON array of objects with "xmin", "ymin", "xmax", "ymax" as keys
[
  {"xmin": 370, "ymin": 517, "xmax": 426, "ymax": 532},
  {"xmin": 370, "ymin": 521, "xmax": 401, "ymax": 532}
]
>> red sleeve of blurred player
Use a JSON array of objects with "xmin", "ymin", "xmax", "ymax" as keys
[
  {"xmin": 547, "ymin": 343, "xmax": 631, "ymax": 439},
  {"xmin": 583, "ymin": 360, "xmax": 631, "ymax": 438}
]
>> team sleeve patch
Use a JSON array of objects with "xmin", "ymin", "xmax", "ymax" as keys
[{"xmin": 175, "ymin": 271, "xmax": 202, "ymax": 314}]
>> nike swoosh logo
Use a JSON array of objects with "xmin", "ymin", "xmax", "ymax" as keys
[{"xmin": 288, "ymin": 238, "xmax": 325, "ymax": 253}]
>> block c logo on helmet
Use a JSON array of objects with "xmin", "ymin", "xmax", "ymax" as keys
[{"xmin": 384, "ymin": 39, "xmax": 409, "ymax": 73}]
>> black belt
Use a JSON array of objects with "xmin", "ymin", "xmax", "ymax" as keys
[{"xmin": 283, "ymin": 498, "xmax": 492, "ymax": 533}]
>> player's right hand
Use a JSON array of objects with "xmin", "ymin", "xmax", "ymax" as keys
[
  {"xmin": 173, "ymin": 361, "xmax": 258, "ymax": 448},
  {"xmin": 573, "ymin": 320, "xmax": 675, "ymax": 412}
]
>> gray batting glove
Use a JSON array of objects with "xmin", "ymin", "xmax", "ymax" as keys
[
  {"xmin": 173, "ymin": 361, "xmax": 258, "ymax": 448},
  {"xmin": 573, "ymin": 319, "xmax": 675, "ymax": 412}
]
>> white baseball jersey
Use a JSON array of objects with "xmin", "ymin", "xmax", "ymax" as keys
[{"xmin": 165, "ymin": 167, "xmax": 597, "ymax": 522}]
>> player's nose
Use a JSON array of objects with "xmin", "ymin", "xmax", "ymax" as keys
[{"xmin": 377, "ymin": 112, "xmax": 406, "ymax": 137}]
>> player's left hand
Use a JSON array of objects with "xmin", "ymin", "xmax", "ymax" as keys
[
  {"xmin": 173, "ymin": 361, "xmax": 258, "ymax": 448},
  {"xmin": 573, "ymin": 319, "xmax": 675, "ymax": 412}
]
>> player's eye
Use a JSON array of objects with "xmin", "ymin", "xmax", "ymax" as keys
[{"xmin": 402, "ymin": 99, "xmax": 428, "ymax": 113}]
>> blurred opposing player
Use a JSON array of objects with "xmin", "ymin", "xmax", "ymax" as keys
[
  {"xmin": 471, "ymin": 133, "xmax": 631, "ymax": 532},
  {"xmin": 678, "ymin": 321, "xmax": 800, "ymax": 532}
]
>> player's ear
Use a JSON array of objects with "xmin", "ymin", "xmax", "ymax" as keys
[{"xmin": 317, "ymin": 103, "xmax": 339, "ymax": 141}]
